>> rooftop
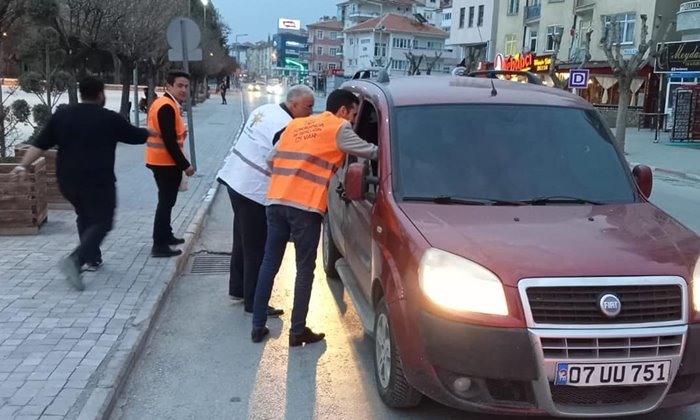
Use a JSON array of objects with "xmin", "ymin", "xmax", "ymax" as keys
[
  {"xmin": 308, "ymin": 19, "xmax": 344, "ymax": 30},
  {"xmin": 345, "ymin": 13, "xmax": 448, "ymax": 36}
]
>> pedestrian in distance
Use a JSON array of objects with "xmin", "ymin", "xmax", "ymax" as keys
[
  {"xmin": 219, "ymin": 80, "xmax": 228, "ymax": 105},
  {"xmin": 251, "ymin": 89, "xmax": 378, "ymax": 346},
  {"xmin": 10, "ymin": 76, "xmax": 156, "ymax": 291},
  {"xmin": 217, "ymin": 84, "xmax": 315, "ymax": 317},
  {"xmin": 146, "ymin": 70, "xmax": 196, "ymax": 258}
]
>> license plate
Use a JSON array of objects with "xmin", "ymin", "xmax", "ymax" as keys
[{"xmin": 554, "ymin": 361, "xmax": 671, "ymax": 387}]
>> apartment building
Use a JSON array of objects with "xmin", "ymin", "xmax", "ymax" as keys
[
  {"xmin": 337, "ymin": 0, "xmax": 418, "ymax": 30},
  {"xmin": 344, "ymin": 13, "xmax": 450, "ymax": 75},
  {"xmin": 246, "ymin": 41, "xmax": 274, "ymax": 79},
  {"xmin": 307, "ymin": 18, "xmax": 344, "ymax": 74},
  {"xmin": 448, "ymin": 0, "xmax": 498, "ymax": 64},
  {"xmin": 490, "ymin": 0, "xmax": 682, "ymax": 113}
]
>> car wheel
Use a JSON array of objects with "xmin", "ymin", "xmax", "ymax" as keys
[
  {"xmin": 374, "ymin": 297, "xmax": 422, "ymax": 408},
  {"xmin": 322, "ymin": 215, "xmax": 341, "ymax": 278}
]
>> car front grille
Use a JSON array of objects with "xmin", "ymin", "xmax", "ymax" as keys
[
  {"xmin": 549, "ymin": 384, "xmax": 662, "ymax": 406},
  {"xmin": 526, "ymin": 285, "xmax": 682, "ymax": 325},
  {"xmin": 540, "ymin": 334, "xmax": 683, "ymax": 359}
]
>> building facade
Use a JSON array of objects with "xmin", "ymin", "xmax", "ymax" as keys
[
  {"xmin": 344, "ymin": 13, "xmax": 451, "ymax": 75},
  {"xmin": 272, "ymin": 31, "xmax": 310, "ymax": 79},
  {"xmin": 488, "ymin": 0, "xmax": 682, "ymax": 115},
  {"xmin": 337, "ymin": 0, "xmax": 419, "ymax": 30},
  {"xmin": 245, "ymin": 41, "xmax": 274, "ymax": 79},
  {"xmin": 307, "ymin": 17, "xmax": 345, "ymax": 74},
  {"xmin": 448, "ymin": 0, "xmax": 498, "ymax": 64}
]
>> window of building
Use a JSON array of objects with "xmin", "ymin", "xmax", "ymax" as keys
[
  {"xmin": 330, "ymin": 47, "xmax": 339, "ymax": 56},
  {"xmin": 374, "ymin": 43, "xmax": 387, "ymax": 56},
  {"xmin": 317, "ymin": 46, "xmax": 324, "ymax": 55},
  {"xmin": 443, "ymin": 12, "xmax": 451, "ymax": 20},
  {"xmin": 545, "ymin": 25, "xmax": 563, "ymax": 52},
  {"xmin": 360, "ymin": 38, "xmax": 371, "ymax": 44},
  {"xmin": 317, "ymin": 62, "xmax": 324, "ymax": 71},
  {"xmin": 316, "ymin": 30, "xmax": 324, "ymax": 40},
  {"xmin": 459, "ymin": 7, "xmax": 465, "ymax": 28},
  {"xmin": 330, "ymin": 31, "xmax": 338, "ymax": 40},
  {"xmin": 505, "ymin": 34, "xmax": 518, "ymax": 56},
  {"xmin": 391, "ymin": 59, "xmax": 408, "ymax": 70},
  {"xmin": 603, "ymin": 13, "xmax": 636, "ymax": 45},
  {"xmin": 527, "ymin": 27, "xmax": 538, "ymax": 52},
  {"xmin": 392, "ymin": 38, "xmax": 412, "ymax": 49},
  {"xmin": 478, "ymin": 5, "xmax": 484, "ymax": 27},
  {"xmin": 349, "ymin": 37, "xmax": 354, "ymax": 45},
  {"xmin": 468, "ymin": 6, "xmax": 475, "ymax": 27},
  {"xmin": 508, "ymin": 0, "xmax": 519, "ymax": 14},
  {"xmin": 328, "ymin": 63, "xmax": 337, "ymax": 70},
  {"xmin": 427, "ymin": 41, "xmax": 443, "ymax": 50}
]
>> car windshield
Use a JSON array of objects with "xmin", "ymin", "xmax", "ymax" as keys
[{"xmin": 393, "ymin": 104, "xmax": 637, "ymax": 204}]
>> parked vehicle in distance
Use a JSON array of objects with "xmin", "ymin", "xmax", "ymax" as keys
[{"xmin": 323, "ymin": 71, "xmax": 700, "ymax": 417}]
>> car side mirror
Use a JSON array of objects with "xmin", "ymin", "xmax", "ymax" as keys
[
  {"xmin": 632, "ymin": 164, "xmax": 653, "ymax": 199},
  {"xmin": 345, "ymin": 162, "xmax": 366, "ymax": 201}
]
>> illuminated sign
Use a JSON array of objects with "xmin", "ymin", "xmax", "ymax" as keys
[
  {"xmin": 494, "ymin": 53, "xmax": 552, "ymax": 73},
  {"xmin": 278, "ymin": 18, "xmax": 301, "ymax": 30}
]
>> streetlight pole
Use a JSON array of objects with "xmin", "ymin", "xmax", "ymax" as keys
[{"xmin": 201, "ymin": 0, "xmax": 208, "ymax": 23}]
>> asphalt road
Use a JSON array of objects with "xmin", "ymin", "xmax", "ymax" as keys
[{"xmin": 110, "ymin": 91, "xmax": 700, "ymax": 420}]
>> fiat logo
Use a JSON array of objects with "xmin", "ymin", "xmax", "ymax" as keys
[{"xmin": 599, "ymin": 294, "xmax": 622, "ymax": 318}]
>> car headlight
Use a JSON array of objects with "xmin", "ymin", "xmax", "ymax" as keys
[
  {"xmin": 693, "ymin": 256, "xmax": 700, "ymax": 312},
  {"xmin": 419, "ymin": 248, "xmax": 509, "ymax": 316}
]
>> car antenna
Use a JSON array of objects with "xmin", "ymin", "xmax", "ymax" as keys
[{"xmin": 476, "ymin": 24, "xmax": 497, "ymax": 97}]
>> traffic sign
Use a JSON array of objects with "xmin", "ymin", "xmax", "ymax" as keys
[
  {"xmin": 166, "ymin": 17, "xmax": 203, "ymax": 62},
  {"xmin": 568, "ymin": 69, "xmax": 589, "ymax": 89}
]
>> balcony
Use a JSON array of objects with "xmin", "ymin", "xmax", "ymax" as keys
[
  {"xmin": 574, "ymin": 0, "xmax": 595, "ymax": 11},
  {"xmin": 524, "ymin": 4, "xmax": 541, "ymax": 22},
  {"xmin": 348, "ymin": 11, "xmax": 380, "ymax": 20},
  {"xmin": 678, "ymin": 1, "xmax": 700, "ymax": 33}
]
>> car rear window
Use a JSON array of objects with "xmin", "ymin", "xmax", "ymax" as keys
[{"xmin": 393, "ymin": 104, "xmax": 637, "ymax": 204}]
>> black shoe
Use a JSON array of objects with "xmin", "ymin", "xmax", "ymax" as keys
[
  {"xmin": 168, "ymin": 236, "xmax": 185, "ymax": 245},
  {"xmin": 289, "ymin": 327, "xmax": 325, "ymax": 347},
  {"xmin": 81, "ymin": 260, "xmax": 103, "ymax": 272},
  {"xmin": 151, "ymin": 245, "xmax": 183, "ymax": 258},
  {"xmin": 244, "ymin": 306, "xmax": 284, "ymax": 318},
  {"xmin": 251, "ymin": 327, "xmax": 270, "ymax": 343}
]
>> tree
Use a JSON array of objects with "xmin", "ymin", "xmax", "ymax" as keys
[
  {"xmin": 463, "ymin": 44, "xmax": 486, "ymax": 73},
  {"xmin": 601, "ymin": 14, "xmax": 674, "ymax": 151},
  {"xmin": 0, "ymin": 0, "xmax": 25, "ymax": 158},
  {"xmin": 547, "ymin": 28, "xmax": 593, "ymax": 90},
  {"xmin": 404, "ymin": 51, "xmax": 423, "ymax": 75}
]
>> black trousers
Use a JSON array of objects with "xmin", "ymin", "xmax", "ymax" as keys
[
  {"xmin": 227, "ymin": 186, "xmax": 267, "ymax": 312},
  {"xmin": 60, "ymin": 183, "xmax": 116, "ymax": 265},
  {"xmin": 149, "ymin": 166, "xmax": 182, "ymax": 246}
]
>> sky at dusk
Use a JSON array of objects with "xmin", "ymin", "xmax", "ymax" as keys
[{"xmin": 215, "ymin": 0, "xmax": 339, "ymax": 44}]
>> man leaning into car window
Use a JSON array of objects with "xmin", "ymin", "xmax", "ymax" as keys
[{"xmin": 251, "ymin": 89, "xmax": 378, "ymax": 346}]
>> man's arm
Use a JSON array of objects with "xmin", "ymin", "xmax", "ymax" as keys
[
  {"xmin": 112, "ymin": 112, "xmax": 152, "ymax": 144},
  {"xmin": 336, "ymin": 123, "xmax": 378, "ymax": 160},
  {"xmin": 157, "ymin": 104, "xmax": 191, "ymax": 171},
  {"xmin": 11, "ymin": 115, "xmax": 56, "ymax": 180}
]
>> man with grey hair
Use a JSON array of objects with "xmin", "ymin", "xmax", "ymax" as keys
[{"xmin": 217, "ymin": 84, "xmax": 314, "ymax": 315}]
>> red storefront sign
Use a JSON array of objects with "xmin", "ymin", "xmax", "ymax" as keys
[{"xmin": 494, "ymin": 53, "xmax": 551, "ymax": 73}]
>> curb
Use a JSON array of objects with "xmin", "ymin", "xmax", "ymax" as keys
[
  {"xmin": 629, "ymin": 162, "xmax": 700, "ymax": 183},
  {"xmin": 76, "ymin": 92, "xmax": 248, "ymax": 420}
]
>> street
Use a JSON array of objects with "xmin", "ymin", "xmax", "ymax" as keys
[{"xmin": 110, "ymin": 92, "xmax": 700, "ymax": 420}]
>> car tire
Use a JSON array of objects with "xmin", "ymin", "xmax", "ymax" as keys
[
  {"xmin": 374, "ymin": 297, "xmax": 422, "ymax": 408},
  {"xmin": 322, "ymin": 215, "xmax": 341, "ymax": 279}
]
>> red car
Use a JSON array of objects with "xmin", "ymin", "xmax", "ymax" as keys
[{"xmin": 323, "ymin": 72, "xmax": 700, "ymax": 417}]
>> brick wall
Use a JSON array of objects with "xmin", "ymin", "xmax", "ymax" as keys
[{"xmin": 594, "ymin": 105, "xmax": 643, "ymax": 128}]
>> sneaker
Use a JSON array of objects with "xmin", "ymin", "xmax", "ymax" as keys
[
  {"xmin": 251, "ymin": 326, "xmax": 270, "ymax": 343},
  {"xmin": 244, "ymin": 306, "xmax": 284, "ymax": 318},
  {"xmin": 60, "ymin": 255, "xmax": 84, "ymax": 291},
  {"xmin": 289, "ymin": 327, "xmax": 325, "ymax": 347},
  {"xmin": 229, "ymin": 295, "xmax": 244, "ymax": 303},
  {"xmin": 82, "ymin": 260, "xmax": 103, "ymax": 272}
]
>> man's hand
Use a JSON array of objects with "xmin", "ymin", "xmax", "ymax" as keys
[
  {"xmin": 184, "ymin": 166, "xmax": 195, "ymax": 177},
  {"xmin": 9, "ymin": 165, "xmax": 27, "ymax": 182}
]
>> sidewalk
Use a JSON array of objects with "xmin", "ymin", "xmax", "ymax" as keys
[
  {"xmin": 624, "ymin": 129, "xmax": 700, "ymax": 181},
  {"xmin": 0, "ymin": 93, "xmax": 245, "ymax": 419}
]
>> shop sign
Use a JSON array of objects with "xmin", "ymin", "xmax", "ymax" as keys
[
  {"xmin": 494, "ymin": 52, "xmax": 552, "ymax": 73},
  {"xmin": 655, "ymin": 40, "xmax": 700, "ymax": 73}
]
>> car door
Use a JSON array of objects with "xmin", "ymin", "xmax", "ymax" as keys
[{"xmin": 343, "ymin": 99, "xmax": 380, "ymax": 299}]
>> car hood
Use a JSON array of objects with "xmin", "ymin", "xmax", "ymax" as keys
[{"xmin": 399, "ymin": 202, "xmax": 700, "ymax": 287}]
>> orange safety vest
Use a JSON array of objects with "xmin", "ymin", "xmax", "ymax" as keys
[
  {"xmin": 267, "ymin": 112, "xmax": 347, "ymax": 213},
  {"xmin": 145, "ymin": 95, "xmax": 186, "ymax": 166}
]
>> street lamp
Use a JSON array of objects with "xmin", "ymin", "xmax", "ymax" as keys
[{"xmin": 201, "ymin": 0, "xmax": 208, "ymax": 23}]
